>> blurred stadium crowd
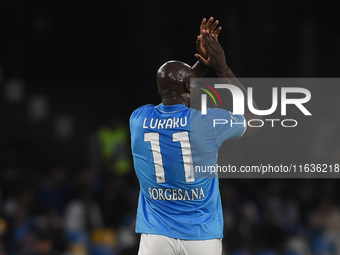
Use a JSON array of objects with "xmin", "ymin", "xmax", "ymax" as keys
[
  {"xmin": 1, "ymin": 119, "xmax": 340, "ymax": 255},
  {"xmin": 1, "ymin": 1, "xmax": 340, "ymax": 255}
]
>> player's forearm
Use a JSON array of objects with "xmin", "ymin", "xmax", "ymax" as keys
[
  {"xmin": 192, "ymin": 61, "xmax": 208, "ymax": 78},
  {"xmin": 215, "ymin": 66, "xmax": 262, "ymax": 120}
]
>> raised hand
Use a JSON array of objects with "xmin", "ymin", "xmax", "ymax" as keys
[
  {"xmin": 195, "ymin": 31, "xmax": 228, "ymax": 72},
  {"xmin": 197, "ymin": 17, "xmax": 222, "ymax": 59}
]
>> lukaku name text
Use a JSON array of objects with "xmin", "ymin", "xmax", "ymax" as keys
[{"xmin": 143, "ymin": 117, "xmax": 188, "ymax": 129}]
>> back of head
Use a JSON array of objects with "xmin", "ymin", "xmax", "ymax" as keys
[{"xmin": 156, "ymin": 60, "xmax": 193, "ymax": 97}]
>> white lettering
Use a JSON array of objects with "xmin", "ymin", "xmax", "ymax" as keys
[
  {"xmin": 199, "ymin": 187, "xmax": 205, "ymax": 199},
  {"xmin": 158, "ymin": 188, "xmax": 165, "ymax": 200},
  {"xmin": 172, "ymin": 189, "xmax": 178, "ymax": 200},
  {"xmin": 213, "ymin": 119, "xmax": 228, "ymax": 127},
  {"xmin": 164, "ymin": 189, "xmax": 172, "ymax": 200},
  {"xmin": 143, "ymin": 118, "xmax": 148, "ymax": 128},
  {"xmin": 183, "ymin": 190, "xmax": 191, "ymax": 201},
  {"xmin": 281, "ymin": 87, "xmax": 312, "ymax": 116},
  {"xmin": 158, "ymin": 119, "xmax": 166, "ymax": 129},
  {"xmin": 165, "ymin": 118, "xmax": 173, "ymax": 129},
  {"xmin": 173, "ymin": 118, "xmax": 179, "ymax": 128},
  {"xmin": 192, "ymin": 188, "xmax": 199, "ymax": 200},
  {"xmin": 180, "ymin": 117, "xmax": 187, "ymax": 127},
  {"xmin": 150, "ymin": 118, "xmax": 158, "ymax": 129},
  {"xmin": 281, "ymin": 119, "xmax": 298, "ymax": 127}
]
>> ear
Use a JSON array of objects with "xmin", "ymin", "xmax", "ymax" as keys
[{"xmin": 185, "ymin": 81, "xmax": 190, "ymax": 92}]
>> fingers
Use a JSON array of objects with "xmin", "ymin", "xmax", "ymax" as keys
[
  {"xmin": 195, "ymin": 53, "xmax": 209, "ymax": 66},
  {"xmin": 214, "ymin": 27, "xmax": 222, "ymax": 39},
  {"xmin": 201, "ymin": 17, "xmax": 221, "ymax": 37},
  {"xmin": 201, "ymin": 31, "xmax": 216, "ymax": 51},
  {"xmin": 210, "ymin": 34, "xmax": 224, "ymax": 51},
  {"xmin": 196, "ymin": 36, "xmax": 202, "ymax": 49},
  {"xmin": 206, "ymin": 31, "xmax": 219, "ymax": 45},
  {"xmin": 210, "ymin": 20, "xmax": 219, "ymax": 35},
  {"xmin": 203, "ymin": 31, "xmax": 223, "ymax": 55},
  {"xmin": 205, "ymin": 17, "xmax": 214, "ymax": 33},
  {"xmin": 197, "ymin": 35, "xmax": 205, "ymax": 47},
  {"xmin": 200, "ymin": 18, "xmax": 206, "ymax": 35}
]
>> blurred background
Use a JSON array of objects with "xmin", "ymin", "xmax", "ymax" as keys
[{"xmin": 1, "ymin": 0, "xmax": 340, "ymax": 255}]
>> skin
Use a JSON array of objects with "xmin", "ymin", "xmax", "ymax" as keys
[
  {"xmin": 197, "ymin": 17, "xmax": 222, "ymax": 59},
  {"xmin": 195, "ymin": 31, "xmax": 263, "ymax": 137},
  {"xmin": 192, "ymin": 17, "xmax": 222, "ymax": 77},
  {"xmin": 157, "ymin": 17, "xmax": 221, "ymax": 108},
  {"xmin": 157, "ymin": 18, "xmax": 262, "ymax": 138},
  {"xmin": 156, "ymin": 60, "xmax": 193, "ymax": 107}
]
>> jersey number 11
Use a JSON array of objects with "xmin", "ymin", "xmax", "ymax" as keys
[{"xmin": 144, "ymin": 131, "xmax": 195, "ymax": 183}]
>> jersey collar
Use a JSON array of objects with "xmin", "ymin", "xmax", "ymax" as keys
[{"xmin": 156, "ymin": 103, "xmax": 188, "ymax": 113}]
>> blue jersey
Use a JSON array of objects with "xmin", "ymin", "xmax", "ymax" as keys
[{"xmin": 129, "ymin": 103, "xmax": 245, "ymax": 240}]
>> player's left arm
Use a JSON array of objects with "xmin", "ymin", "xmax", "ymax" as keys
[
  {"xmin": 195, "ymin": 32, "xmax": 263, "ymax": 138},
  {"xmin": 192, "ymin": 17, "xmax": 222, "ymax": 77}
]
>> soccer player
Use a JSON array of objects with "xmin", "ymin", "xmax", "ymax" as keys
[{"xmin": 130, "ymin": 18, "xmax": 262, "ymax": 255}]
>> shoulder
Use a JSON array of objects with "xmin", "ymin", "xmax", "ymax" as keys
[
  {"xmin": 207, "ymin": 108, "xmax": 243, "ymax": 121},
  {"xmin": 189, "ymin": 107, "xmax": 233, "ymax": 120},
  {"xmin": 130, "ymin": 104, "xmax": 155, "ymax": 119}
]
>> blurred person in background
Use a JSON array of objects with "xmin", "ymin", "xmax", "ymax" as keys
[
  {"xmin": 0, "ymin": 242, "xmax": 6, "ymax": 255},
  {"xmin": 64, "ymin": 188, "xmax": 104, "ymax": 235},
  {"xmin": 29, "ymin": 231, "xmax": 59, "ymax": 255},
  {"xmin": 310, "ymin": 197, "xmax": 340, "ymax": 254},
  {"xmin": 98, "ymin": 177, "xmax": 129, "ymax": 230},
  {"xmin": 90, "ymin": 115, "xmax": 132, "ymax": 176},
  {"xmin": 11, "ymin": 189, "xmax": 36, "ymax": 254},
  {"xmin": 35, "ymin": 208, "xmax": 66, "ymax": 253},
  {"xmin": 36, "ymin": 167, "xmax": 73, "ymax": 215},
  {"xmin": 226, "ymin": 201, "xmax": 258, "ymax": 253}
]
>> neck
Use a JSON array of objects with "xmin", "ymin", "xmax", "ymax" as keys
[{"xmin": 162, "ymin": 94, "xmax": 189, "ymax": 107}]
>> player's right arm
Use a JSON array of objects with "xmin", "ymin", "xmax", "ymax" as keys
[{"xmin": 195, "ymin": 32, "xmax": 262, "ymax": 138}]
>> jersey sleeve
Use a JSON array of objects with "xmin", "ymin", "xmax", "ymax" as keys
[{"xmin": 208, "ymin": 108, "xmax": 246, "ymax": 146}]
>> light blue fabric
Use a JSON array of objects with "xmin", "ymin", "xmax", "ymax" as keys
[{"xmin": 130, "ymin": 103, "xmax": 245, "ymax": 240}]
